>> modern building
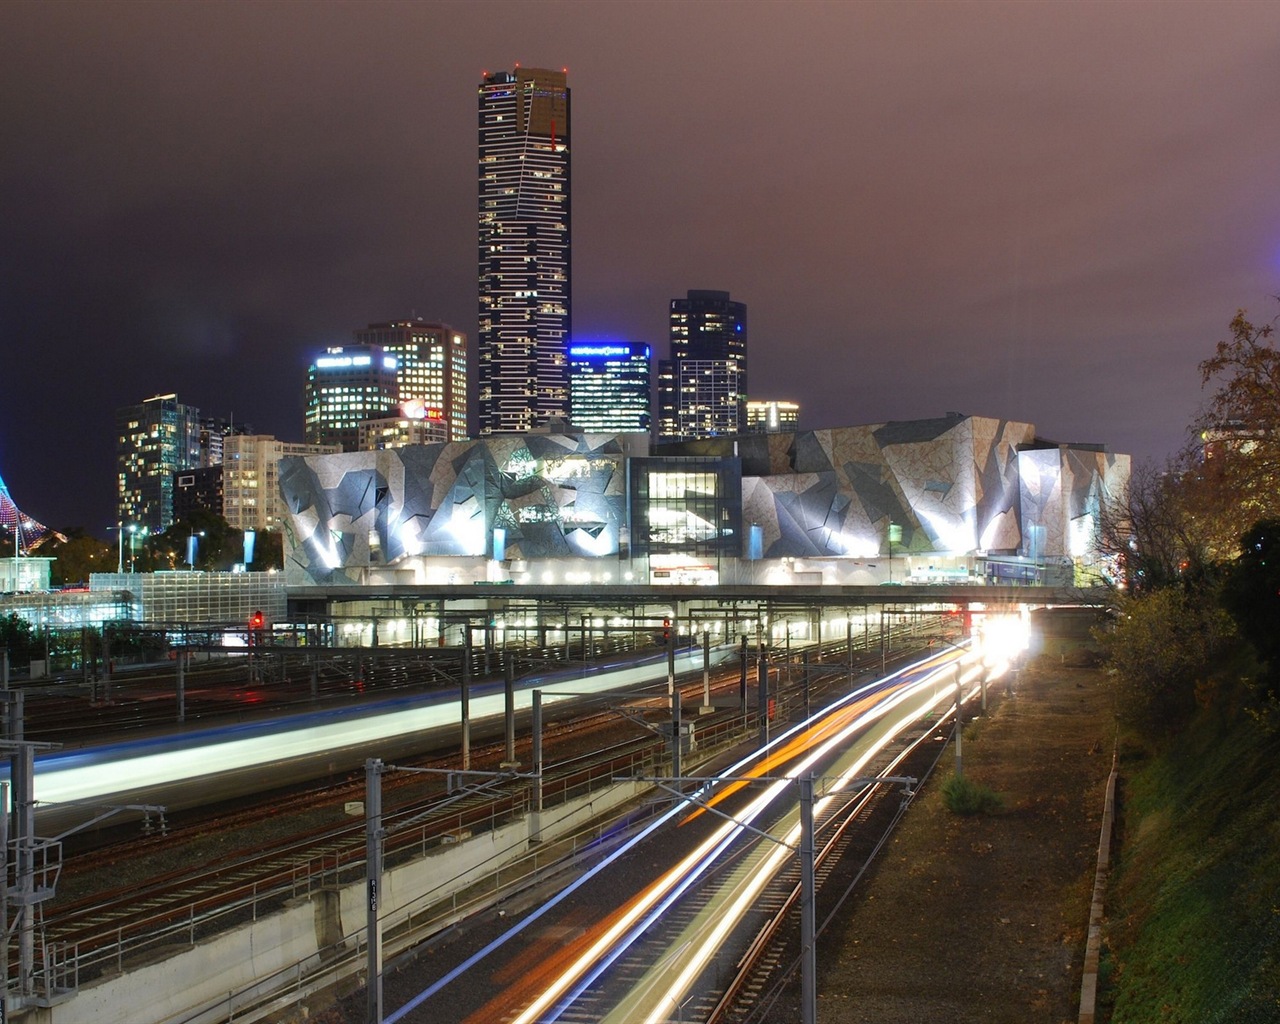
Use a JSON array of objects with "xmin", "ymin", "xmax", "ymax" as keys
[
  {"xmin": 658, "ymin": 290, "xmax": 748, "ymax": 441},
  {"xmin": 568, "ymin": 341, "xmax": 652, "ymax": 433},
  {"xmin": 477, "ymin": 66, "xmax": 571, "ymax": 436},
  {"xmin": 223, "ymin": 435, "xmax": 340, "ymax": 533},
  {"xmin": 117, "ymin": 393, "xmax": 202, "ymax": 533},
  {"xmin": 746, "ymin": 400, "xmax": 800, "ymax": 433},
  {"xmin": 197, "ymin": 416, "xmax": 252, "ymax": 469},
  {"xmin": 172, "ymin": 465, "xmax": 224, "ymax": 522},
  {"xmin": 353, "ymin": 320, "xmax": 468, "ymax": 441},
  {"xmin": 304, "ymin": 345, "xmax": 399, "ymax": 451},
  {"xmin": 279, "ymin": 413, "xmax": 1129, "ymax": 590}
]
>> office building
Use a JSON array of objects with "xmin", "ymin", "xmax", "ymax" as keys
[
  {"xmin": 172, "ymin": 465, "xmax": 224, "ymax": 522},
  {"xmin": 117, "ymin": 393, "xmax": 201, "ymax": 533},
  {"xmin": 478, "ymin": 67, "xmax": 571, "ymax": 436},
  {"xmin": 568, "ymin": 341, "xmax": 651, "ymax": 433},
  {"xmin": 358, "ymin": 413, "xmax": 449, "ymax": 451},
  {"xmin": 354, "ymin": 320, "xmax": 468, "ymax": 441},
  {"xmin": 658, "ymin": 290, "xmax": 748, "ymax": 441},
  {"xmin": 223, "ymin": 435, "xmax": 340, "ymax": 533},
  {"xmin": 746, "ymin": 400, "xmax": 800, "ymax": 433},
  {"xmin": 304, "ymin": 345, "xmax": 398, "ymax": 451}
]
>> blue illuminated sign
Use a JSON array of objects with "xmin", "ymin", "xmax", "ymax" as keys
[{"xmin": 569, "ymin": 345, "xmax": 633, "ymax": 359}]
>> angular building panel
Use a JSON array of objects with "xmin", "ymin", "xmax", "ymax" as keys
[{"xmin": 279, "ymin": 415, "xmax": 1127, "ymax": 587}]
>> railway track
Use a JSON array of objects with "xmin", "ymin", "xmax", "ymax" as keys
[{"xmin": 9, "ymin": 628, "xmax": 955, "ymax": 1011}]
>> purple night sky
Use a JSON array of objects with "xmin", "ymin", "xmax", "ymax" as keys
[{"xmin": 3, "ymin": 1, "xmax": 1280, "ymax": 533}]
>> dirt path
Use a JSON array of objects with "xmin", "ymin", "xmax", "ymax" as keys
[{"xmin": 765, "ymin": 661, "xmax": 1116, "ymax": 1023}]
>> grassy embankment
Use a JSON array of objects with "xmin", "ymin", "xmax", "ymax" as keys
[{"xmin": 1104, "ymin": 703, "xmax": 1280, "ymax": 1022}]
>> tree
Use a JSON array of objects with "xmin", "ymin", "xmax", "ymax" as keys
[
  {"xmin": 1096, "ymin": 457, "xmax": 1222, "ymax": 593},
  {"xmin": 0, "ymin": 613, "xmax": 35, "ymax": 668},
  {"xmin": 1220, "ymin": 518, "xmax": 1280, "ymax": 692},
  {"xmin": 44, "ymin": 528, "xmax": 115, "ymax": 585},
  {"xmin": 1192, "ymin": 307, "xmax": 1280, "ymax": 544},
  {"xmin": 1097, "ymin": 587, "xmax": 1238, "ymax": 736},
  {"xmin": 150, "ymin": 509, "xmax": 239, "ymax": 571}
]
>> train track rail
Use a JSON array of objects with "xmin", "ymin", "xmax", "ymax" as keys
[{"xmin": 8, "ymin": 626, "xmax": 956, "ymax": 1011}]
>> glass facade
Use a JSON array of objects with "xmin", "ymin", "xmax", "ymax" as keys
[
  {"xmin": 627, "ymin": 457, "xmax": 742, "ymax": 570},
  {"xmin": 116, "ymin": 393, "xmax": 202, "ymax": 533},
  {"xmin": 478, "ymin": 68, "xmax": 571, "ymax": 436},
  {"xmin": 658, "ymin": 290, "xmax": 748, "ymax": 441},
  {"xmin": 304, "ymin": 345, "xmax": 398, "ymax": 451},
  {"xmin": 568, "ymin": 342, "xmax": 651, "ymax": 433}
]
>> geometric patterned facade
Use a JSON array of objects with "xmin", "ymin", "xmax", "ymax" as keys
[
  {"xmin": 281, "ymin": 431, "xmax": 643, "ymax": 585},
  {"xmin": 278, "ymin": 414, "xmax": 1129, "ymax": 587},
  {"xmin": 728, "ymin": 414, "xmax": 1033, "ymax": 561},
  {"xmin": 1018, "ymin": 443, "xmax": 1131, "ymax": 562}
]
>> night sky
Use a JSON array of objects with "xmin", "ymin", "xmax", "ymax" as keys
[{"xmin": 4, "ymin": 1, "xmax": 1280, "ymax": 536}]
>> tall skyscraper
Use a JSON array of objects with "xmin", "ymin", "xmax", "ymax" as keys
[
  {"xmin": 657, "ymin": 290, "xmax": 748, "ymax": 441},
  {"xmin": 116, "ymin": 393, "xmax": 202, "ymax": 533},
  {"xmin": 304, "ymin": 345, "xmax": 398, "ymax": 451},
  {"xmin": 568, "ymin": 341, "xmax": 652, "ymax": 433},
  {"xmin": 477, "ymin": 66, "xmax": 571, "ymax": 436},
  {"xmin": 354, "ymin": 320, "xmax": 468, "ymax": 441}
]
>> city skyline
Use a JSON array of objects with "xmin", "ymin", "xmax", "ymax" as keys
[{"xmin": 3, "ymin": 2, "xmax": 1280, "ymax": 534}]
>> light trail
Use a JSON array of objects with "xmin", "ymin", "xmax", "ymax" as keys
[
  {"xmin": 32, "ymin": 646, "xmax": 733, "ymax": 809},
  {"xmin": 492, "ymin": 649, "xmax": 978, "ymax": 1022}
]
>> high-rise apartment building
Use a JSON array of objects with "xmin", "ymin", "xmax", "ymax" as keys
[
  {"xmin": 657, "ymin": 290, "xmax": 748, "ymax": 441},
  {"xmin": 117, "ymin": 393, "xmax": 202, "ymax": 533},
  {"xmin": 304, "ymin": 345, "xmax": 399, "ymax": 451},
  {"xmin": 568, "ymin": 342, "xmax": 652, "ymax": 433},
  {"xmin": 478, "ymin": 67, "xmax": 571, "ymax": 436},
  {"xmin": 223, "ymin": 435, "xmax": 340, "ymax": 533},
  {"xmin": 197, "ymin": 416, "xmax": 252, "ymax": 468},
  {"xmin": 353, "ymin": 320, "xmax": 468, "ymax": 441}
]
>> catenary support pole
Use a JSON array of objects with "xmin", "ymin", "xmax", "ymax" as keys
[
  {"xmin": 365, "ymin": 759, "xmax": 384, "ymax": 1024},
  {"xmin": 462, "ymin": 626, "xmax": 472, "ymax": 770},
  {"xmin": 503, "ymin": 652, "xmax": 516, "ymax": 765},
  {"xmin": 757, "ymin": 647, "xmax": 769, "ymax": 749},
  {"xmin": 176, "ymin": 648, "xmax": 185, "ymax": 723},
  {"xmin": 531, "ymin": 689, "xmax": 543, "ymax": 843},
  {"xmin": 800, "ymin": 774, "xmax": 816, "ymax": 1024}
]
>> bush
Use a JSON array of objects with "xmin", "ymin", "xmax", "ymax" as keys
[
  {"xmin": 941, "ymin": 773, "xmax": 1004, "ymax": 815},
  {"xmin": 1095, "ymin": 587, "xmax": 1239, "ymax": 736}
]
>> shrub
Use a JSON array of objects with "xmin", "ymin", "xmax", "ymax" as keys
[{"xmin": 940, "ymin": 773, "xmax": 1004, "ymax": 815}]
